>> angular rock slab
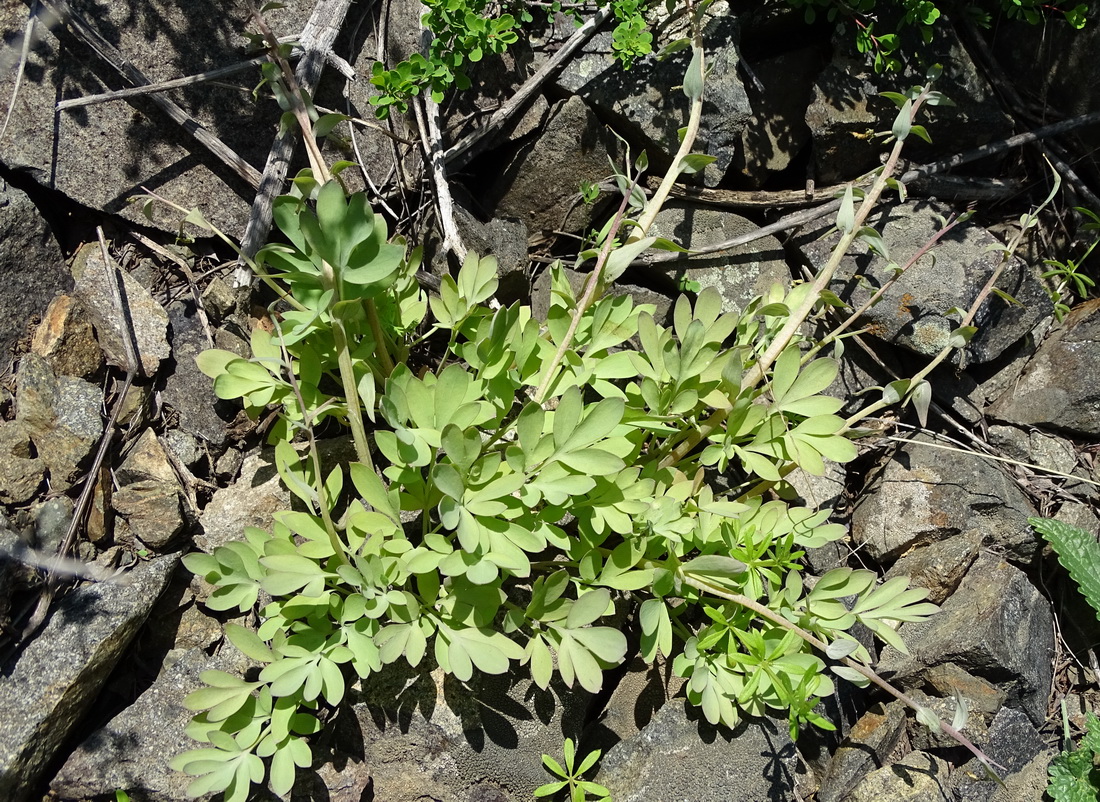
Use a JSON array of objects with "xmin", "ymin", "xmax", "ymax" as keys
[
  {"xmin": 647, "ymin": 203, "xmax": 790, "ymax": 312},
  {"xmin": 0, "ymin": 553, "xmax": 180, "ymax": 800},
  {"xmin": 51, "ymin": 645, "xmax": 253, "ymax": 802},
  {"xmin": 851, "ymin": 434, "xmax": 1038, "ymax": 564},
  {"xmin": 552, "ymin": 15, "xmax": 749, "ymax": 188},
  {"xmin": 816, "ymin": 701, "xmax": 907, "ymax": 802},
  {"xmin": 0, "ymin": 1, "xmax": 311, "ymax": 233},
  {"xmin": 0, "ymin": 182, "xmax": 70, "ymax": 362},
  {"xmin": 488, "ymin": 95, "xmax": 614, "ymax": 236},
  {"xmin": 795, "ymin": 201, "xmax": 1050, "ymax": 365},
  {"xmin": 989, "ymin": 299, "xmax": 1100, "ymax": 437},
  {"xmin": 72, "ymin": 243, "xmax": 170, "ymax": 377},
  {"xmin": 845, "ymin": 750, "xmax": 950, "ymax": 802},
  {"xmin": 876, "ymin": 553, "xmax": 1053, "ymax": 727},
  {"xmin": 595, "ymin": 702, "xmax": 797, "ymax": 802}
]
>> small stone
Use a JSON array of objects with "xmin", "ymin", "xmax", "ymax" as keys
[
  {"xmin": 112, "ymin": 481, "xmax": 188, "ymax": 551},
  {"xmin": 846, "ymin": 751, "xmax": 950, "ymax": 802},
  {"xmin": 15, "ymin": 354, "xmax": 104, "ymax": 489},
  {"xmin": 199, "ymin": 276, "xmax": 238, "ymax": 324},
  {"xmin": 817, "ymin": 701, "xmax": 908, "ymax": 802},
  {"xmin": 71, "ymin": 242, "xmax": 170, "ymax": 376},
  {"xmin": 163, "ymin": 428, "xmax": 204, "ymax": 468},
  {"xmin": 161, "ymin": 300, "xmax": 236, "ymax": 446},
  {"xmin": 30, "ymin": 295, "xmax": 103, "ymax": 378},
  {"xmin": 213, "ymin": 447, "xmax": 245, "ymax": 483},
  {"xmin": 0, "ymin": 420, "xmax": 45, "ymax": 504},
  {"xmin": 885, "ymin": 531, "xmax": 982, "ymax": 604},
  {"xmin": 117, "ymin": 429, "xmax": 178, "ymax": 486},
  {"xmin": 198, "ymin": 449, "xmax": 289, "ymax": 553},
  {"xmin": 34, "ymin": 496, "xmax": 73, "ymax": 554},
  {"xmin": 921, "ymin": 663, "xmax": 1006, "ymax": 716}
]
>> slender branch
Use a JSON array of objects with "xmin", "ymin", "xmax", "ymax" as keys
[{"xmin": 533, "ymin": 179, "xmax": 638, "ymax": 404}]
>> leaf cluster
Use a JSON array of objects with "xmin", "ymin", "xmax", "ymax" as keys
[
  {"xmin": 176, "ymin": 166, "xmax": 941, "ymax": 798},
  {"xmin": 784, "ymin": 0, "xmax": 1088, "ymax": 72},
  {"xmin": 1048, "ymin": 712, "xmax": 1100, "ymax": 802}
]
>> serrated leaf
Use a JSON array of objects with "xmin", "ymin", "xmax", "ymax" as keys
[{"xmin": 1030, "ymin": 517, "xmax": 1100, "ymax": 624}]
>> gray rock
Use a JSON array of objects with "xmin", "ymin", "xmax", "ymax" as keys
[
  {"xmin": 647, "ymin": 203, "xmax": 791, "ymax": 313},
  {"xmin": 805, "ymin": 64, "xmax": 890, "ymax": 184},
  {"xmin": 904, "ymin": 688, "xmax": 991, "ymax": 753},
  {"xmin": 851, "ymin": 434, "xmax": 1039, "ymax": 564},
  {"xmin": 876, "ymin": 553, "xmax": 1054, "ymax": 726},
  {"xmin": 884, "ymin": 531, "xmax": 982, "ymax": 605},
  {"xmin": 163, "ymin": 429, "xmax": 204, "ymax": 469},
  {"xmin": 554, "ymin": 14, "xmax": 750, "ymax": 188},
  {"xmin": 737, "ymin": 45, "xmax": 823, "ymax": 186},
  {"xmin": 113, "ymin": 429, "xmax": 193, "ymax": 552},
  {"xmin": 72, "ymin": 243, "xmax": 170, "ymax": 376},
  {"xmin": 34, "ymin": 496, "xmax": 74, "ymax": 554},
  {"xmin": 596, "ymin": 702, "xmax": 797, "ymax": 802},
  {"xmin": 161, "ymin": 300, "xmax": 234, "ymax": 446},
  {"xmin": 0, "ymin": 1, "xmax": 311, "ymax": 233},
  {"xmin": 0, "ymin": 183, "xmax": 70, "ymax": 363},
  {"xmin": 51, "ymin": 645, "xmax": 252, "ymax": 802},
  {"xmin": 30, "ymin": 294, "xmax": 103, "ymax": 379},
  {"xmin": 816, "ymin": 701, "xmax": 907, "ymax": 802},
  {"xmin": 808, "ymin": 15, "xmax": 1011, "ymax": 185},
  {"xmin": 795, "ymin": 201, "xmax": 1051, "ymax": 365},
  {"xmin": 489, "ymin": 96, "xmax": 614, "ymax": 236},
  {"xmin": 949, "ymin": 707, "xmax": 1050, "ymax": 802},
  {"xmin": 197, "ymin": 448, "xmax": 289, "ymax": 553},
  {"xmin": 845, "ymin": 750, "xmax": 950, "ymax": 802},
  {"xmin": 988, "ymin": 300, "xmax": 1100, "ymax": 437},
  {"xmin": 0, "ymin": 420, "xmax": 45, "ymax": 505},
  {"xmin": 0, "ymin": 553, "xmax": 180, "ymax": 800},
  {"xmin": 15, "ymin": 353, "xmax": 104, "ymax": 490},
  {"xmin": 298, "ymin": 667, "xmax": 591, "ymax": 801},
  {"xmin": 452, "ymin": 207, "xmax": 530, "ymax": 303}
]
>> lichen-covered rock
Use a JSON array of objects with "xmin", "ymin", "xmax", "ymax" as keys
[
  {"xmin": 845, "ymin": 750, "xmax": 950, "ymax": 802},
  {"xmin": 852, "ymin": 434, "xmax": 1039, "ymax": 564},
  {"xmin": 876, "ymin": 553, "xmax": 1053, "ymax": 726},
  {"xmin": 988, "ymin": 299, "xmax": 1100, "ymax": 437},
  {"xmin": 15, "ymin": 353, "xmax": 104, "ymax": 490},
  {"xmin": 595, "ymin": 702, "xmax": 797, "ymax": 802},
  {"xmin": 0, "ymin": 553, "xmax": 180, "ymax": 800},
  {"xmin": 51, "ymin": 645, "xmax": 252, "ymax": 802}
]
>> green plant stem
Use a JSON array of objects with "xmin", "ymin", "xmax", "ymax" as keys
[
  {"xmin": 330, "ymin": 319, "xmax": 374, "ymax": 470},
  {"xmin": 250, "ymin": 2, "xmax": 330, "ymax": 182},
  {"xmin": 660, "ymin": 91, "xmax": 929, "ymax": 470},
  {"xmin": 679, "ymin": 572, "xmax": 1004, "ymax": 773},
  {"xmin": 533, "ymin": 180, "xmax": 638, "ymax": 404},
  {"xmin": 801, "ymin": 212, "xmax": 964, "ymax": 365},
  {"xmin": 628, "ymin": 35, "xmax": 705, "ymax": 243}
]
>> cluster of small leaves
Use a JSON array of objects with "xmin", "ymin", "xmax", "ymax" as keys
[
  {"xmin": 369, "ymin": 0, "xmax": 660, "ymax": 118},
  {"xmin": 783, "ymin": 0, "xmax": 1088, "ymax": 72},
  {"xmin": 536, "ymin": 738, "xmax": 611, "ymax": 802},
  {"xmin": 177, "ymin": 167, "xmax": 941, "ymax": 798},
  {"xmin": 369, "ymin": 0, "xmax": 520, "ymax": 117},
  {"xmin": 1048, "ymin": 712, "xmax": 1100, "ymax": 802},
  {"xmin": 1041, "ymin": 208, "xmax": 1100, "ymax": 321}
]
